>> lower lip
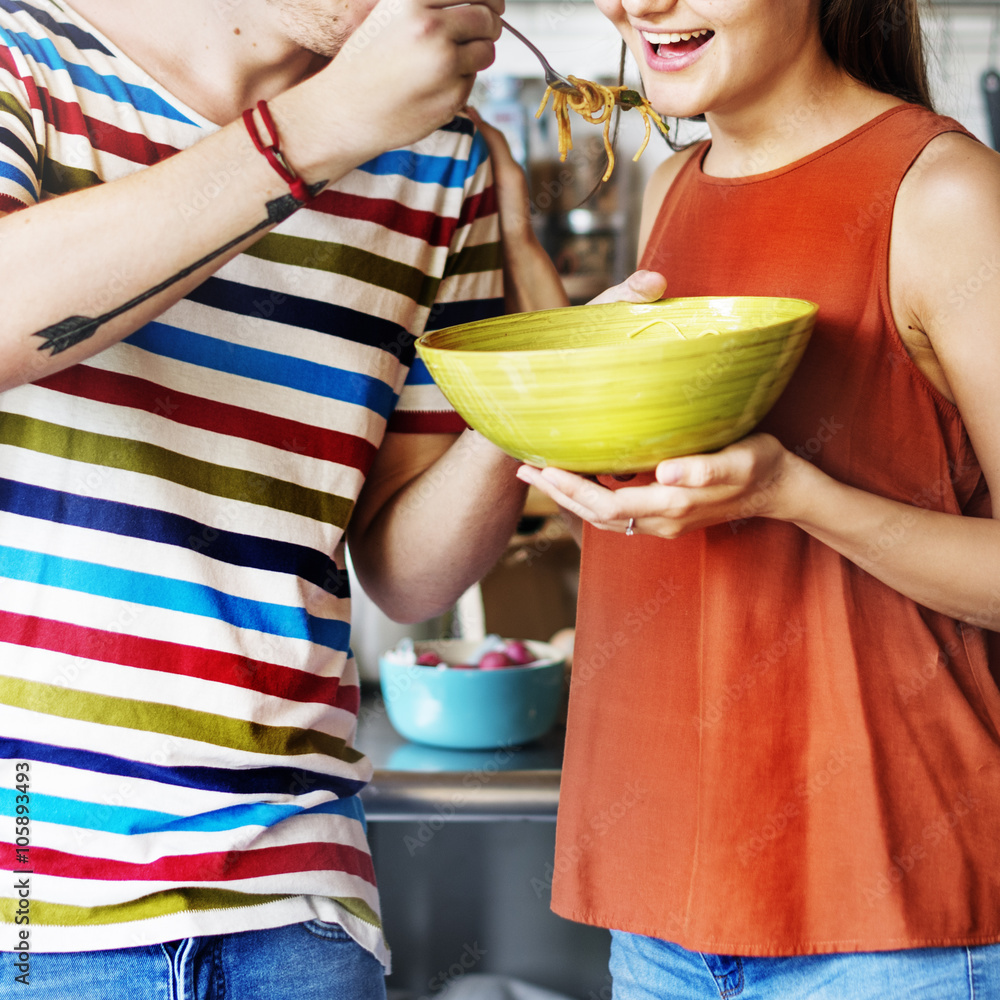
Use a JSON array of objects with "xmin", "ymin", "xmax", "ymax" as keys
[{"xmin": 640, "ymin": 33, "xmax": 713, "ymax": 73}]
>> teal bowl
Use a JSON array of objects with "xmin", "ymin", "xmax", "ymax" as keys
[{"xmin": 378, "ymin": 639, "xmax": 566, "ymax": 750}]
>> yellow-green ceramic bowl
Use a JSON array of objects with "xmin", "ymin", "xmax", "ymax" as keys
[{"xmin": 415, "ymin": 296, "xmax": 818, "ymax": 474}]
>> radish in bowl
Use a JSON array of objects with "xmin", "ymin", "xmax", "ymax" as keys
[{"xmin": 378, "ymin": 637, "xmax": 566, "ymax": 749}]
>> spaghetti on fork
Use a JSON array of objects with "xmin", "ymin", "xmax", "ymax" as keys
[{"xmin": 536, "ymin": 78, "xmax": 668, "ymax": 182}]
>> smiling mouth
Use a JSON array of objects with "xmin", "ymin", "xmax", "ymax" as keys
[{"xmin": 640, "ymin": 28, "xmax": 714, "ymax": 57}]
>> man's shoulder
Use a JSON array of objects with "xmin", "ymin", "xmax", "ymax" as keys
[{"xmin": 0, "ymin": 0, "xmax": 110, "ymax": 53}]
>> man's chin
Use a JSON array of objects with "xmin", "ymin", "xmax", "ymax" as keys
[{"xmin": 276, "ymin": 3, "xmax": 351, "ymax": 60}]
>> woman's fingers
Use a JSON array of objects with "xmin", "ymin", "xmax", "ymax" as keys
[
  {"xmin": 656, "ymin": 435, "xmax": 783, "ymax": 493},
  {"xmin": 656, "ymin": 455, "xmax": 722, "ymax": 488},
  {"xmin": 518, "ymin": 466, "xmax": 660, "ymax": 527},
  {"xmin": 588, "ymin": 269, "xmax": 667, "ymax": 305},
  {"xmin": 516, "ymin": 466, "xmax": 607, "ymax": 522},
  {"xmin": 516, "ymin": 437, "xmax": 790, "ymax": 537}
]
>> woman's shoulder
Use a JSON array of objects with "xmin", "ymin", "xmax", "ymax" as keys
[
  {"xmin": 888, "ymin": 126, "xmax": 1000, "ymax": 400},
  {"xmin": 894, "ymin": 129, "xmax": 1000, "ymax": 261},
  {"xmin": 902, "ymin": 128, "xmax": 1000, "ymax": 204}
]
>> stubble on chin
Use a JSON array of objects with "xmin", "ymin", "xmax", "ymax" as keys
[{"xmin": 270, "ymin": 0, "xmax": 353, "ymax": 58}]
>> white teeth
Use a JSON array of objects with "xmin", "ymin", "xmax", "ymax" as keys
[{"xmin": 641, "ymin": 28, "xmax": 710, "ymax": 45}]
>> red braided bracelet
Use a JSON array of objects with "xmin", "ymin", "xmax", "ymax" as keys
[{"xmin": 242, "ymin": 99, "xmax": 311, "ymax": 204}]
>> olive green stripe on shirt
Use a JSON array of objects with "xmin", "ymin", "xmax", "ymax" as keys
[
  {"xmin": 244, "ymin": 235, "xmax": 439, "ymax": 308},
  {"xmin": 0, "ymin": 892, "xmax": 381, "ymax": 930},
  {"xmin": 443, "ymin": 240, "xmax": 503, "ymax": 280},
  {"xmin": 0, "ymin": 412, "xmax": 354, "ymax": 528},
  {"xmin": 332, "ymin": 896, "xmax": 381, "ymax": 928},
  {"xmin": 0, "ymin": 890, "xmax": 294, "ymax": 927},
  {"xmin": 41, "ymin": 157, "xmax": 101, "ymax": 195},
  {"xmin": 0, "ymin": 90, "xmax": 35, "ymax": 136},
  {"xmin": 0, "ymin": 677, "xmax": 365, "ymax": 763}
]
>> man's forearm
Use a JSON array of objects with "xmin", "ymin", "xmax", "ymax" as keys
[
  {"xmin": 0, "ymin": 109, "xmax": 337, "ymax": 391},
  {"xmin": 0, "ymin": 0, "xmax": 505, "ymax": 392},
  {"xmin": 351, "ymin": 430, "xmax": 528, "ymax": 624}
]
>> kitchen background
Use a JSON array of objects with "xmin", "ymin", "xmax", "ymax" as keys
[{"xmin": 359, "ymin": 5, "xmax": 1000, "ymax": 999}]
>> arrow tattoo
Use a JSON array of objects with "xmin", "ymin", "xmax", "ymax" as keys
[{"xmin": 32, "ymin": 187, "xmax": 323, "ymax": 356}]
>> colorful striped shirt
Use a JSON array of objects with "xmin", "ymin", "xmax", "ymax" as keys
[{"xmin": 0, "ymin": 0, "xmax": 502, "ymax": 962}]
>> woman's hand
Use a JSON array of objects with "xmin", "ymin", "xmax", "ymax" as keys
[
  {"xmin": 589, "ymin": 269, "xmax": 667, "ymax": 305},
  {"xmin": 516, "ymin": 433, "xmax": 806, "ymax": 539}
]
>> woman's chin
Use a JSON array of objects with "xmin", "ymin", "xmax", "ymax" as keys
[
  {"xmin": 645, "ymin": 99, "xmax": 708, "ymax": 122},
  {"xmin": 634, "ymin": 83, "xmax": 706, "ymax": 122}
]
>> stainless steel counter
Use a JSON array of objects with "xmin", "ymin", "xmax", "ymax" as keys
[
  {"xmin": 356, "ymin": 687, "xmax": 563, "ymax": 821},
  {"xmin": 359, "ymin": 689, "xmax": 611, "ymax": 997}
]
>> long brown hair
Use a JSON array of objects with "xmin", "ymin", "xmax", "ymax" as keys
[{"xmin": 820, "ymin": 0, "xmax": 934, "ymax": 110}]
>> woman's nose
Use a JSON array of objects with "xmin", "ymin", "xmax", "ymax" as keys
[{"xmin": 620, "ymin": 0, "xmax": 679, "ymax": 18}]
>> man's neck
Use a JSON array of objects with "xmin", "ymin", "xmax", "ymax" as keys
[{"xmin": 65, "ymin": 0, "xmax": 320, "ymax": 125}]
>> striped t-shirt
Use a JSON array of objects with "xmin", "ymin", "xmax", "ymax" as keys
[{"xmin": 0, "ymin": 0, "xmax": 502, "ymax": 963}]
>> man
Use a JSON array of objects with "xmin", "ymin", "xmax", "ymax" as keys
[{"xmin": 0, "ymin": 0, "xmax": 525, "ymax": 994}]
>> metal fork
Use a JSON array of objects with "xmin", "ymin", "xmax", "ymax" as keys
[{"xmin": 500, "ymin": 18, "xmax": 579, "ymax": 93}]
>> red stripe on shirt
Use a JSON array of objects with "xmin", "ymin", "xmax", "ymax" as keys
[
  {"xmin": 387, "ymin": 410, "xmax": 466, "ymax": 434},
  {"xmin": 311, "ymin": 189, "xmax": 457, "ymax": 248},
  {"xmin": 34, "ymin": 364, "xmax": 378, "ymax": 473},
  {"xmin": 0, "ymin": 840, "xmax": 377, "ymax": 884},
  {"xmin": 42, "ymin": 92, "xmax": 178, "ymax": 165},
  {"xmin": 0, "ymin": 48, "xmax": 38, "ymax": 109},
  {"xmin": 457, "ymin": 184, "xmax": 497, "ymax": 230},
  {"xmin": 0, "ymin": 610, "xmax": 359, "ymax": 712}
]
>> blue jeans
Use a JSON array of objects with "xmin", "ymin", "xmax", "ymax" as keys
[
  {"xmin": 610, "ymin": 930, "xmax": 1000, "ymax": 1000},
  {"xmin": 0, "ymin": 920, "xmax": 387, "ymax": 1000}
]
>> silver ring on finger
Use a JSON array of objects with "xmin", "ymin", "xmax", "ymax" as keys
[{"xmin": 625, "ymin": 517, "xmax": 635, "ymax": 537}]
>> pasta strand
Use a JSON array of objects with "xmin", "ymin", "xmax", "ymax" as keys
[{"xmin": 536, "ymin": 77, "xmax": 669, "ymax": 183}]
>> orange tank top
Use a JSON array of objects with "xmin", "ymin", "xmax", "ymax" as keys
[{"xmin": 552, "ymin": 105, "xmax": 1000, "ymax": 954}]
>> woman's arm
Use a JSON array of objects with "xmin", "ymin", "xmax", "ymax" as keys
[
  {"xmin": 518, "ymin": 133, "xmax": 1000, "ymax": 631},
  {"xmin": 347, "ymin": 429, "xmax": 527, "ymax": 623},
  {"xmin": 464, "ymin": 108, "xmax": 569, "ymax": 315}
]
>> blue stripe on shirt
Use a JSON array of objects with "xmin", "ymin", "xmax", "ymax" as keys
[
  {"xmin": 127, "ymin": 321, "xmax": 397, "ymax": 418},
  {"xmin": 0, "ymin": 0, "xmax": 114, "ymax": 55},
  {"xmin": 0, "ymin": 787, "xmax": 366, "ymax": 836},
  {"xmin": 358, "ymin": 149, "xmax": 481, "ymax": 189},
  {"xmin": 468, "ymin": 130, "xmax": 490, "ymax": 174},
  {"xmin": 0, "ymin": 544, "xmax": 350, "ymax": 649},
  {"xmin": 403, "ymin": 357, "xmax": 435, "ymax": 386},
  {"xmin": 0, "ymin": 737, "xmax": 367, "ymax": 798},
  {"xmin": 0, "ymin": 479, "xmax": 350, "ymax": 599},
  {"xmin": 4, "ymin": 29, "xmax": 197, "ymax": 124},
  {"xmin": 0, "ymin": 156, "xmax": 34, "ymax": 192}
]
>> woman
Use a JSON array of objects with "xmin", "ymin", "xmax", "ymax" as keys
[{"xmin": 479, "ymin": 0, "xmax": 1000, "ymax": 996}]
